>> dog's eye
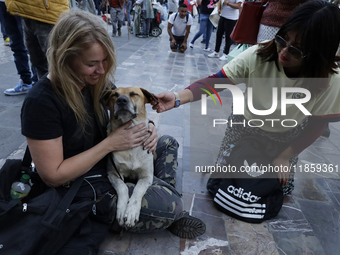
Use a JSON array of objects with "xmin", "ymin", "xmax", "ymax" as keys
[
  {"xmin": 130, "ymin": 92, "xmax": 140, "ymax": 97},
  {"xmin": 112, "ymin": 92, "xmax": 119, "ymax": 97}
]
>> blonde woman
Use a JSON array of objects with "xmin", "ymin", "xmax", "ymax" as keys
[{"xmin": 21, "ymin": 9, "xmax": 205, "ymax": 254}]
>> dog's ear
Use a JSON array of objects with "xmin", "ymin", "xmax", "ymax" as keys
[{"xmin": 140, "ymin": 88, "xmax": 159, "ymax": 104}]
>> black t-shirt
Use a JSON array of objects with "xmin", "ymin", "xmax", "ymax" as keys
[
  {"xmin": 21, "ymin": 75, "xmax": 110, "ymax": 183},
  {"xmin": 200, "ymin": 0, "xmax": 218, "ymax": 15}
]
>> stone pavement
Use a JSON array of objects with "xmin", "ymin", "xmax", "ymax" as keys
[{"xmin": 1, "ymin": 16, "xmax": 340, "ymax": 255}]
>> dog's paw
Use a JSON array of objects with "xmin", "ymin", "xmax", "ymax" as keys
[
  {"xmin": 124, "ymin": 200, "xmax": 141, "ymax": 227},
  {"xmin": 116, "ymin": 203, "xmax": 128, "ymax": 226}
]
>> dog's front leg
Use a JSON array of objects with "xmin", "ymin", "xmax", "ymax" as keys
[
  {"xmin": 107, "ymin": 173, "xmax": 129, "ymax": 226},
  {"xmin": 124, "ymin": 175, "xmax": 153, "ymax": 227}
]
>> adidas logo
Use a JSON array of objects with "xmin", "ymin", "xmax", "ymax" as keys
[{"xmin": 227, "ymin": 185, "xmax": 261, "ymax": 203}]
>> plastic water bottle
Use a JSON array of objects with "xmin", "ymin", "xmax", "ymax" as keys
[{"xmin": 10, "ymin": 174, "xmax": 31, "ymax": 199}]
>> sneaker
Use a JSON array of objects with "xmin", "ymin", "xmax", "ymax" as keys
[
  {"xmin": 203, "ymin": 48, "xmax": 212, "ymax": 52},
  {"xmin": 118, "ymin": 29, "xmax": 122, "ymax": 36},
  {"xmin": 4, "ymin": 37, "xmax": 10, "ymax": 46},
  {"xmin": 200, "ymin": 40, "xmax": 206, "ymax": 44},
  {"xmin": 189, "ymin": 42, "xmax": 194, "ymax": 48},
  {"xmin": 168, "ymin": 212, "xmax": 206, "ymax": 239},
  {"xmin": 112, "ymin": 32, "xmax": 116, "ymax": 37},
  {"xmin": 4, "ymin": 79, "xmax": 32, "ymax": 96},
  {"xmin": 219, "ymin": 53, "xmax": 228, "ymax": 61},
  {"xmin": 208, "ymin": 51, "xmax": 219, "ymax": 58}
]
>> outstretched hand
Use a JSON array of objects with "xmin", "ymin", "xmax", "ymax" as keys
[{"xmin": 151, "ymin": 92, "xmax": 176, "ymax": 113}]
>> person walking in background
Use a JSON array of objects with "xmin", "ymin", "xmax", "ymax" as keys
[
  {"xmin": 0, "ymin": 1, "xmax": 36, "ymax": 95},
  {"xmin": 4, "ymin": 0, "xmax": 69, "ymax": 81},
  {"xmin": 168, "ymin": 3, "xmax": 193, "ymax": 53},
  {"xmin": 109, "ymin": 0, "xmax": 125, "ymax": 36},
  {"xmin": 208, "ymin": 0, "xmax": 243, "ymax": 61},
  {"xmin": 189, "ymin": 0, "xmax": 218, "ymax": 52},
  {"xmin": 134, "ymin": 0, "xmax": 154, "ymax": 38},
  {"xmin": 122, "ymin": 0, "xmax": 133, "ymax": 26},
  {"xmin": 257, "ymin": 0, "xmax": 308, "ymax": 43}
]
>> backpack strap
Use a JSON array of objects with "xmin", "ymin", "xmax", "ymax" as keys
[
  {"xmin": 174, "ymin": 12, "xmax": 189, "ymax": 23},
  {"xmin": 174, "ymin": 12, "xmax": 178, "ymax": 21}
]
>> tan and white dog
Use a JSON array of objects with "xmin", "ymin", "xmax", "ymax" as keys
[{"xmin": 106, "ymin": 87, "xmax": 157, "ymax": 227}]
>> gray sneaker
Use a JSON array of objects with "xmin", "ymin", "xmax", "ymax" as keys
[{"xmin": 4, "ymin": 79, "xmax": 32, "ymax": 96}]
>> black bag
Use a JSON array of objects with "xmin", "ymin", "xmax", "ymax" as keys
[
  {"xmin": 0, "ymin": 152, "xmax": 95, "ymax": 254},
  {"xmin": 207, "ymin": 136, "xmax": 285, "ymax": 223}
]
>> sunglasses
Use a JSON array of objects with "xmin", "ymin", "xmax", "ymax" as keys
[{"xmin": 275, "ymin": 35, "xmax": 307, "ymax": 59}]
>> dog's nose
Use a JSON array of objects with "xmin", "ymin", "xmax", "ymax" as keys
[{"xmin": 117, "ymin": 96, "xmax": 129, "ymax": 105}]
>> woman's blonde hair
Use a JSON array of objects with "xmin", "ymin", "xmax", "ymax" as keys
[{"xmin": 47, "ymin": 9, "xmax": 116, "ymax": 127}]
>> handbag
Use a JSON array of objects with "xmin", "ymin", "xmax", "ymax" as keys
[
  {"xmin": 0, "ymin": 148, "xmax": 95, "ymax": 255},
  {"xmin": 207, "ymin": 136, "xmax": 285, "ymax": 223},
  {"xmin": 192, "ymin": 4, "xmax": 198, "ymax": 17},
  {"xmin": 227, "ymin": 44, "xmax": 250, "ymax": 62},
  {"xmin": 230, "ymin": 0, "xmax": 267, "ymax": 45},
  {"xmin": 209, "ymin": 6, "xmax": 220, "ymax": 28}
]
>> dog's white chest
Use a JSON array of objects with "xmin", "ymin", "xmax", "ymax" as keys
[{"xmin": 114, "ymin": 146, "xmax": 153, "ymax": 175}]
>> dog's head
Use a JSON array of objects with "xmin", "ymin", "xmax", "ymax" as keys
[{"xmin": 106, "ymin": 87, "xmax": 158, "ymax": 124}]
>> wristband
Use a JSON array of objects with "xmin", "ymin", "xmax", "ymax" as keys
[{"xmin": 173, "ymin": 92, "xmax": 180, "ymax": 108}]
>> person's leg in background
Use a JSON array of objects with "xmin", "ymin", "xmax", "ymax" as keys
[
  {"xmin": 0, "ymin": 3, "xmax": 34, "ymax": 95},
  {"xmin": 116, "ymin": 7, "xmax": 124, "ymax": 36},
  {"xmin": 138, "ymin": 10, "xmax": 149, "ymax": 38},
  {"xmin": 110, "ymin": 7, "xmax": 118, "ymax": 36},
  {"xmin": 219, "ymin": 18, "xmax": 237, "ymax": 61},
  {"xmin": 22, "ymin": 18, "xmax": 53, "ymax": 79},
  {"xmin": 204, "ymin": 15, "xmax": 214, "ymax": 51},
  {"xmin": 0, "ymin": 20, "xmax": 9, "ymax": 45},
  {"xmin": 94, "ymin": 0, "xmax": 102, "ymax": 15},
  {"xmin": 209, "ymin": 16, "xmax": 225, "ymax": 57},
  {"xmin": 126, "ymin": 0, "xmax": 132, "ymax": 26},
  {"xmin": 189, "ymin": 13, "xmax": 209, "ymax": 47}
]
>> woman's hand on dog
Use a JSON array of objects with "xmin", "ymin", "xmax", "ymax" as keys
[
  {"xmin": 143, "ymin": 123, "xmax": 158, "ymax": 154},
  {"xmin": 107, "ymin": 121, "xmax": 149, "ymax": 151}
]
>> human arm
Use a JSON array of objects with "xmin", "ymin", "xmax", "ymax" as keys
[
  {"xmin": 224, "ymin": 0, "xmax": 242, "ymax": 9},
  {"xmin": 151, "ymin": 71, "xmax": 234, "ymax": 113},
  {"xmin": 167, "ymin": 23, "xmax": 176, "ymax": 47},
  {"xmin": 180, "ymin": 25, "xmax": 191, "ymax": 50},
  {"xmin": 143, "ymin": 122, "xmax": 158, "ymax": 153},
  {"xmin": 27, "ymin": 120, "xmax": 149, "ymax": 187},
  {"xmin": 218, "ymin": 0, "xmax": 222, "ymax": 15}
]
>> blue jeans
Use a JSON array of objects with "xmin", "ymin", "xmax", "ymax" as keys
[
  {"xmin": 122, "ymin": 1, "xmax": 132, "ymax": 25},
  {"xmin": 0, "ymin": 20, "xmax": 7, "ymax": 40},
  {"xmin": 190, "ymin": 13, "xmax": 213, "ymax": 49},
  {"xmin": 0, "ymin": 2, "xmax": 32, "ymax": 84},
  {"xmin": 141, "ymin": 11, "xmax": 151, "ymax": 36}
]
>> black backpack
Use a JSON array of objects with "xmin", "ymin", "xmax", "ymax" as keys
[{"xmin": 207, "ymin": 136, "xmax": 286, "ymax": 223}]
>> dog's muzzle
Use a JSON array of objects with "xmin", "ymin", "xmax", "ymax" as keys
[{"xmin": 114, "ymin": 95, "xmax": 137, "ymax": 119}]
